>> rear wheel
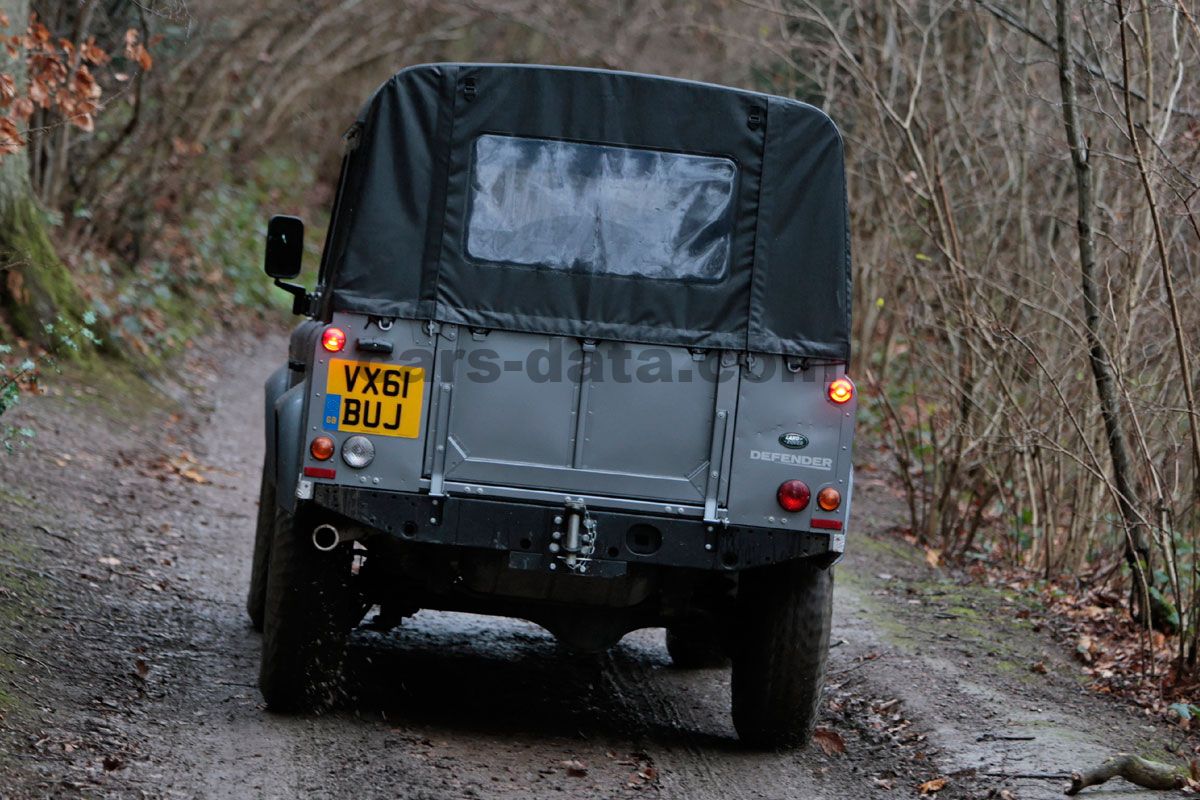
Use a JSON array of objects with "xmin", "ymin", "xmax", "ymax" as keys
[
  {"xmin": 246, "ymin": 463, "xmax": 275, "ymax": 632},
  {"xmin": 259, "ymin": 503, "xmax": 354, "ymax": 712},
  {"xmin": 731, "ymin": 560, "xmax": 833, "ymax": 749}
]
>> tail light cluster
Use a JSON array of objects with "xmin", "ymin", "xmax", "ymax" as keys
[
  {"xmin": 308, "ymin": 434, "xmax": 376, "ymax": 469},
  {"xmin": 776, "ymin": 481, "xmax": 842, "ymax": 513}
]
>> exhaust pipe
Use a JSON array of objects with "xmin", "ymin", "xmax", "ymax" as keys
[{"xmin": 312, "ymin": 523, "xmax": 340, "ymax": 551}]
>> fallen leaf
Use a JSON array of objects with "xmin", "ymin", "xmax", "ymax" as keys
[
  {"xmin": 179, "ymin": 468, "xmax": 209, "ymax": 484},
  {"xmin": 918, "ymin": 777, "xmax": 947, "ymax": 794},
  {"xmin": 561, "ymin": 759, "xmax": 587, "ymax": 777},
  {"xmin": 98, "ymin": 556, "xmax": 121, "ymax": 567},
  {"xmin": 1030, "ymin": 660, "xmax": 1048, "ymax": 674},
  {"xmin": 812, "ymin": 727, "xmax": 846, "ymax": 756}
]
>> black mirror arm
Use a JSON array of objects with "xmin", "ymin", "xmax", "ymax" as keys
[{"xmin": 274, "ymin": 279, "xmax": 318, "ymax": 316}]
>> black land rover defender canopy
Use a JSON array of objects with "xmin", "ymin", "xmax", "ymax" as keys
[{"xmin": 322, "ymin": 63, "xmax": 851, "ymax": 361}]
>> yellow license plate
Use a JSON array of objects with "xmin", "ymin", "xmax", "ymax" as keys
[{"xmin": 323, "ymin": 359, "xmax": 425, "ymax": 438}]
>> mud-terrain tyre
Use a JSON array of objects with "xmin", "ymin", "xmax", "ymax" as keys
[
  {"xmin": 259, "ymin": 503, "xmax": 353, "ymax": 712},
  {"xmin": 665, "ymin": 626, "xmax": 728, "ymax": 668},
  {"xmin": 731, "ymin": 560, "xmax": 833, "ymax": 749},
  {"xmin": 246, "ymin": 464, "xmax": 275, "ymax": 632}
]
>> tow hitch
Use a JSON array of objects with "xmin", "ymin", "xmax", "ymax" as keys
[{"xmin": 550, "ymin": 501, "xmax": 596, "ymax": 573}]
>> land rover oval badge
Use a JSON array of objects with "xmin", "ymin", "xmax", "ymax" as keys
[{"xmin": 779, "ymin": 432, "xmax": 809, "ymax": 449}]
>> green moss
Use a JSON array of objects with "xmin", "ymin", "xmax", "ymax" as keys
[
  {"xmin": 851, "ymin": 531, "xmax": 924, "ymax": 565},
  {"xmin": 2, "ymin": 200, "xmax": 82, "ymax": 336},
  {"xmin": 0, "ymin": 486, "xmax": 31, "ymax": 509},
  {"xmin": 56, "ymin": 352, "xmax": 178, "ymax": 420},
  {"xmin": 0, "ymin": 198, "xmax": 113, "ymax": 358}
]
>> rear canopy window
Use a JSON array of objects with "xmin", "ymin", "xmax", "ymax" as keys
[{"xmin": 466, "ymin": 134, "xmax": 736, "ymax": 281}]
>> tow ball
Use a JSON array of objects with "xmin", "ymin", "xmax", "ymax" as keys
[{"xmin": 549, "ymin": 501, "xmax": 596, "ymax": 573}]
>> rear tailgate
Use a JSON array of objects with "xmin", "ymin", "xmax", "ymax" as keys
[{"xmin": 428, "ymin": 328, "xmax": 738, "ymax": 506}]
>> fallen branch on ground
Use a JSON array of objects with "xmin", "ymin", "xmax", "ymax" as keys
[{"xmin": 1065, "ymin": 754, "xmax": 1189, "ymax": 795}]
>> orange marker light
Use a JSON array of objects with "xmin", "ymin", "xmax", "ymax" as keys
[
  {"xmin": 828, "ymin": 377, "xmax": 854, "ymax": 405},
  {"xmin": 310, "ymin": 436, "xmax": 335, "ymax": 461},
  {"xmin": 321, "ymin": 326, "xmax": 347, "ymax": 353},
  {"xmin": 817, "ymin": 487, "xmax": 841, "ymax": 511}
]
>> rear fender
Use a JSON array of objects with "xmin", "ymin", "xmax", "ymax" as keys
[
  {"xmin": 274, "ymin": 384, "xmax": 306, "ymax": 512},
  {"xmin": 262, "ymin": 365, "xmax": 290, "ymax": 483}
]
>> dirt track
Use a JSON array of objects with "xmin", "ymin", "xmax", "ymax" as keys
[{"xmin": 0, "ymin": 330, "xmax": 1183, "ymax": 799}]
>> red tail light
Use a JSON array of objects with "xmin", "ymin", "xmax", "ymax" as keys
[
  {"xmin": 777, "ymin": 480, "xmax": 811, "ymax": 512},
  {"xmin": 321, "ymin": 326, "xmax": 347, "ymax": 353},
  {"xmin": 828, "ymin": 377, "xmax": 854, "ymax": 405}
]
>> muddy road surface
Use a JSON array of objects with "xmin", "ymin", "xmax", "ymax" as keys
[{"xmin": 0, "ymin": 332, "xmax": 1181, "ymax": 799}]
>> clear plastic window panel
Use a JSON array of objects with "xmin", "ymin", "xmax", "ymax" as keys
[{"xmin": 466, "ymin": 134, "xmax": 737, "ymax": 281}]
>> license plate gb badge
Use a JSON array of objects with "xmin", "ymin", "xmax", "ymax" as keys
[{"xmin": 323, "ymin": 359, "xmax": 425, "ymax": 438}]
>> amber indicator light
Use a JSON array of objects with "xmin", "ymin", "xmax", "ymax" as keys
[
  {"xmin": 817, "ymin": 487, "xmax": 841, "ymax": 511},
  {"xmin": 310, "ymin": 436, "xmax": 335, "ymax": 461}
]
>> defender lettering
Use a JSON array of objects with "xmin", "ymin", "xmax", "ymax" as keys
[{"xmin": 749, "ymin": 449, "xmax": 834, "ymax": 470}]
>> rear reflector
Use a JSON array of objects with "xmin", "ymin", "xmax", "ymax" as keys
[
  {"xmin": 303, "ymin": 466, "xmax": 336, "ymax": 479},
  {"xmin": 811, "ymin": 518, "xmax": 843, "ymax": 531}
]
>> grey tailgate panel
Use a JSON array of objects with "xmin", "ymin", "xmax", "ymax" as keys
[
  {"xmin": 580, "ymin": 342, "xmax": 715, "ymax": 484},
  {"xmin": 443, "ymin": 331, "xmax": 579, "ymax": 471},
  {"xmin": 440, "ymin": 332, "xmax": 717, "ymax": 503}
]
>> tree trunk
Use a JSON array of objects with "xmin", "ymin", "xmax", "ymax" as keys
[
  {"xmin": 0, "ymin": 0, "xmax": 30, "ymax": 220},
  {"xmin": 1053, "ymin": 0, "xmax": 1154, "ymax": 627},
  {"xmin": 0, "ymin": 0, "xmax": 91, "ymax": 345}
]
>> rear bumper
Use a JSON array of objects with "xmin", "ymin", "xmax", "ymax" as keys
[{"xmin": 311, "ymin": 485, "xmax": 839, "ymax": 573}]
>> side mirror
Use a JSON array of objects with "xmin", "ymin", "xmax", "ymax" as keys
[{"xmin": 264, "ymin": 215, "xmax": 304, "ymax": 279}]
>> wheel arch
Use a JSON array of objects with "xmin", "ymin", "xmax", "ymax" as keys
[{"xmin": 273, "ymin": 383, "xmax": 307, "ymax": 512}]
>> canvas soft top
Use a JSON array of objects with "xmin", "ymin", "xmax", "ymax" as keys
[{"xmin": 321, "ymin": 63, "xmax": 851, "ymax": 361}]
